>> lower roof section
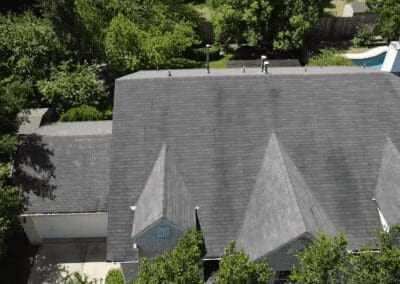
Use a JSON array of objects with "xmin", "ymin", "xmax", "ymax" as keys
[{"xmin": 14, "ymin": 121, "xmax": 112, "ymax": 214}]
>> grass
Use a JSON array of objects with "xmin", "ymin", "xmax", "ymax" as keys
[
  {"xmin": 309, "ymin": 49, "xmax": 352, "ymax": 66},
  {"xmin": 209, "ymin": 54, "xmax": 234, "ymax": 69}
]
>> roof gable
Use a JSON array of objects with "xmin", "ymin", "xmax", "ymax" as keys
[
  {"xmin": 375, "ymin": 138, "xmax": 400, "ymax": 225},
  {"xmin": 131, "ymin": 144, "xmax": 195, "ymax": 239},
  {"xmin": 237, "ymin": 133, "xmax": 334, "ymax": 261}
]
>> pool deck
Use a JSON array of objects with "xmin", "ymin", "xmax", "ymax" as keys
[{"xmin": 344, "ymin": 46, "xmax": 388, "ymax": 60}]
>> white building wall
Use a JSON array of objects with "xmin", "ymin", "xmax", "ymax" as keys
[
  {"xmin": 20, "ymin": 212, "xmax": 108, "ymax": 245},
  {"xmin": 382, "ymin": 41, "xmax": 400, "ymax": 72}
]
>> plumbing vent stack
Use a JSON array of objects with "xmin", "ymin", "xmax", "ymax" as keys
[
  {"xmin": 264, "ymin": 61, "xmax": 270, "ymax": 74},
  {"xmin": 260, "ymin": 55, "xmax": 267, "ymax": 73},
  {"xmin": 206, "ymin": 44, "xmax": 211, "ymax": 74}
]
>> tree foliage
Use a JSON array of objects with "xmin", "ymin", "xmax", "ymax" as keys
[
  {"xmin": 59, "ymin": 105, "xmax": 105, "ymax": 122},
  {"xmin": 135, "ymin": 229, "xmax": 204, "ymax": 284},
  {"xmin": 38, "ymin": 62, "xmax": 108, "ymax": 114},
  {"xmin": 216, "ymin": 241, "xmax": 274, "ymax": 284},
  {"xmin": 0, "ymin": 11, "xmax": 65, "ymax": 81},
  {"xmin": 105, "ymin": 268, "xmax": 125, "ymax": 284},
  {"xmin": 367, "ymin": 0, "xmax": 400, "ymax": 42},
  {"xmin": 210, "ymin": 0, "xmax": 330, "ymax": 50},
  {"xmin": 290, "ymin": 232, "xmax": 349, "ymax": 283},
  {"xmin": 351, "ymin": 226, "xmax": 400, "ymax": 284}
]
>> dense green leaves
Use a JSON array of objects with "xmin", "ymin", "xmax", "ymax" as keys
[
  {"xmin": 59, "ymin": 105, "xmax": 105, "ymax": 122},
  {"xmin": 290, "ymin": 232, "xmax": 349, "ymax": 283},
  {"xmin": 0, "ymin": 164, "xmax": 23, "ymax": 256},
  {"xmin": 38, "ymin": 62, "xmax": 108, "ymax": 114},
  {"xmin": 0, "ymin": 12, "xmax": 65, "ymax": 81},
  {"xmin": 290, "ymin": 227, "xmax": 400, "ymax": 284},
  {"xmin": 105, "ymin": 268, "xmax": 125, "ymax": 284},
  {"xmin": 210, "ymin": 0, "xmax": 329, "ymax": 50},
  {"xmin": 135, "ymin": 229, "xmax": 204, "ymax": 284},
  {"xmin": 367, "ymin": 0, "xmax": 400, "ymax": 42},
  {"xmin": 351, "ymin": 226, "xmax": 400, "ymax": 284},
  {"xmin": 216, "ymin": 241, "xmax": 274, "ymax": 284}
]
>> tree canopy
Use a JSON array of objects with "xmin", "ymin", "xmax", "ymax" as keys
[
  {"xmin": 210, "ymin": 0, "xmax": 330, "ymax": 50},
  {"xmin": 216, "ymin": 241, "xmax": 274, "ymax": 284},
  {"xmin": 367, "ymin": 0, "xmax": 400, "ymax": 42},
  {"xmin": 135, "ymin": 229, "xmax": 204, "ymax": 283}
]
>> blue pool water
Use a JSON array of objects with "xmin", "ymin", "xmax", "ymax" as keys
[{"xmin": 352, "ymin": 52, "xmax": 386, "ymax": 69}]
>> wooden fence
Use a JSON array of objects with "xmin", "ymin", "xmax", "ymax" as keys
[{"xmin": 315, "ymin": 14, "xmax": 377, "ymax": 40}]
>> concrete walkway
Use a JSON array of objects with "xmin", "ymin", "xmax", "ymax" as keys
[{"xmin": 28, "ymin": 238, "xmax": 120, "ymax": 284}]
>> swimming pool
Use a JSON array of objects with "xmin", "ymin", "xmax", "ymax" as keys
[{"xmin": 352, "ymin": 52, "xmax": 387, "ymax": 69}]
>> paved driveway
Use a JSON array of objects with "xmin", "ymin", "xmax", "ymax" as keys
[{"xmin": 28, "ymin": 238, "xmax": 120, "ymax": 284}]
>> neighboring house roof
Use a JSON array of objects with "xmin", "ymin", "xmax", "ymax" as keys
[
  {"xmin": 18, "ymin": 108, "xmax": 49, "ymax": 135},
  {"xmin": 14, "ymin": 121, "xmax": 112, "ymax": 214},
  {"xmin": 107, "ymin": 67, "xmax": 400, "ymax": 262},
  {"xmin": 342, "ymin": 2, "xmax": 369, "ymax": 17},
  {"xmin": 352, "ymin": 1, "xmax": 369, "ymax": 14}
]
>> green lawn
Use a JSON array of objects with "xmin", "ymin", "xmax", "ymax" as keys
[{"xmin": 209, "ymin": 54, "xmax": 233, "ymax": 69}]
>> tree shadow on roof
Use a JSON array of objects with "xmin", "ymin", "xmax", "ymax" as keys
[{"xmin": 13, "ymin": 134, "xmax": 56, "ymax": 206}]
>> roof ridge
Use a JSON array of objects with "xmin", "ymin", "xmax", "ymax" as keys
[{"xmin": 272, "ymin": 133, "xmax": 308, "ymax": 232}]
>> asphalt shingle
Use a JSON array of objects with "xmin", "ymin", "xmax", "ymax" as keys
[{"xmin": 107, "ymin": 68, "xmax": 400, "ymax": 262}]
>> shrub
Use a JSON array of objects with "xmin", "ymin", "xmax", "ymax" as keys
[
  {"xmin": 59, "ymin": 105, "xmax": 104, "ymax": 122},
  {"xmin": 309, "ymin": 50, "xmax": 352, "ymax": 67},
  {"xmin": 105, "ymin": 268, "xmax": 125, "ymax": 284},
  {"xmin": 353, "ymin": 24, "xmax": 375, "ymax": 47}
]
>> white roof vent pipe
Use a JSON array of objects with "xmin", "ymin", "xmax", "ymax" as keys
[
  {"xmin": 260, "ymin": 55, "xmax": 267, "ymax": 73},
  {"xmin": 264, "ymin": 61, "xmax": 270, "ymax": 74},
  {"xmin": 206, "ymin": 44, "xmax": 211, "ymax": 74}
]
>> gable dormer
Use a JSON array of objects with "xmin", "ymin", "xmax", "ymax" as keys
[
  {"xmin": 237, "ymin": 133, "xmax": 335, "ymax": 269},
  {"xmin": 131, "ymin": 144, "xmax": 195, "ymax": 257}
]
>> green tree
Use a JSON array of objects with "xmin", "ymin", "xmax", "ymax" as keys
[
  {"xmin": 351, "ymin": 225, "xmax": 400, "ymax": 284},
  {"xmin": 216, "ymin": 241, "xmax": 274, "ymax": 284},
  {"xmin": 38, "ymin": 62, "xmax": 108, "ymax": 114},
  {"xmin": 135, "ymin": 229, "xmax": 204, "ymax": 283},
  {"xmin": 210, "ymin": 0, "xmax": 329, "ymax": 51},
  {"xmin": 0, "ymin": 77, "xmax": 26, "ymax": 256},
  {"xmin": 290, "ymin": 232, "xmax": 349, "ymax": 283},
  {"xmin": 0, "ymin": 11, "xmax": 65, "ymax": 81},
  {"xmin": 0, "ymin": 164, "xmax": 23, "ymax": 256},
  {"xmin": 367, "ymin": 0, "xmax": 400, "ymax": 42}
]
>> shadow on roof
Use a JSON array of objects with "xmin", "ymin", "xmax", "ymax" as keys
[{"xmin": 13, "ymin": 134, "xmax": 56, "ymax": 208}]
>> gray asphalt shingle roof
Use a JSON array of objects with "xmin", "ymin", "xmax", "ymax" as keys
[
  {"xmin": 15, "ymin": 121, "xmax": 112, "ymax": 214},
  {"xmin": 107, "ymin": 67, "xmax": 400, "ymax": 262}
]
